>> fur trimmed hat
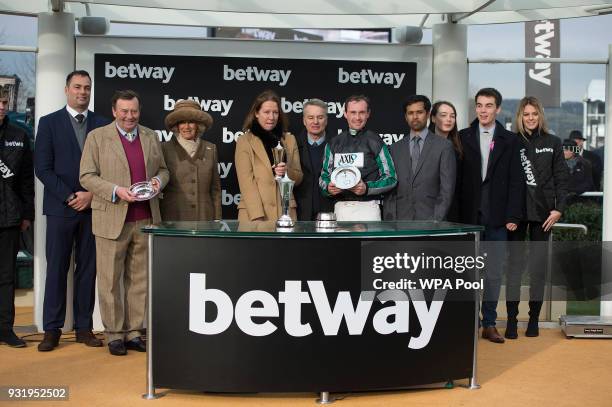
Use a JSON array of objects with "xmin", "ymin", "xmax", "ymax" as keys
[{"xmin": 164, "ymin": 100, "xmax": 213, "ymax": 132}]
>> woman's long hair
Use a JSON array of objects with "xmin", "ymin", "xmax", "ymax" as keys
[
  {"xmin": 514, "ymin": 96, "xmax": 549, "ymax": 136},
  {"xmin": 242, "ymin": 90, "xmax": 288, "ymax": 134},
  {"xmin": 428, "ymin": 100, "xmax": 463, "ymax": 159}
]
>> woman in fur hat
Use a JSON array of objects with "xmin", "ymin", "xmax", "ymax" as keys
[
  {"xmin": 235, "ymin": 90, "xmax": 302, "ymax": 222},
  {"xmin": 160, "ymin": 100, "xmax": 221, "ymax": 221}
]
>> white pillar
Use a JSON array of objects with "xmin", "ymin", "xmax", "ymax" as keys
[
  {"xmin": 432, "ymin": 22, "xmax": 469, "ymax": 129},
  {"xmin": 34, "ymin": 12, "xmax": 75, "ymax": 332},
  {"xmin": 601, "ymin": 44, "xmax": 612, "ymax": 317}
]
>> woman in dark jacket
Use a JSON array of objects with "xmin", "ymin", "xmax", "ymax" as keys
[
  {"xmin": 505, "ymin": 96, "xmax": 569, "ymax": 339},
  {"xmin": 160, "ymin": 100, "xmax": 222, "ymax": 221},
  {"xmin": 428, "ymin": 101, "xmax": 462, "ymax": 222}
]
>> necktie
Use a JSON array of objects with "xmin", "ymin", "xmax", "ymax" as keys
[
  {"xmin": 126, "ymin": 133, "xmax": 134, "ymax": 142},
  {"xmin": 411, "ymin": 136, "xmax": 421, "ymax": 173},
  {"xmin": 75, "ymin": 113, "xmax": 84, "ymax": 123}
]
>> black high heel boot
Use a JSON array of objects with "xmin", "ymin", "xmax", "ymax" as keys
[
  {"xmin": 505, "ymin": 301, "xmax": 519, "ymax": 339},
  {"xmin": 525, "ymin": 301, "xmax": 542, "ymax": 337}
]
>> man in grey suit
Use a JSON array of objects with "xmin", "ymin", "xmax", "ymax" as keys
[{"xmin": 383, "ymin": 95, "xmax": 456, "ymax": 221}]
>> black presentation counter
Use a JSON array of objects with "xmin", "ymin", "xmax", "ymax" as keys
[{"xmin": 142, "ymin": 220, "xmax": 484, "ymax": 400}]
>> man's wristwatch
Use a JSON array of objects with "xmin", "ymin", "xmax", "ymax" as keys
[{"xmin": 66, "ymin": 193, "xmax": 76, "ymax": 204}]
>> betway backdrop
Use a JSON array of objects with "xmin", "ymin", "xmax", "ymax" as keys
[{"xmin": 78, "ymin": 37, "xmax": 432, "ymax": 218}]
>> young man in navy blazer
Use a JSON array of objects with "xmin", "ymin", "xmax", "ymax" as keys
[
  {"xmin": 34, "ymin": 70, "xmax": 110, "ymax": 351},
  {"xmin": 459, "ymin": 88, "xmax": 525, "ymax": 344}
]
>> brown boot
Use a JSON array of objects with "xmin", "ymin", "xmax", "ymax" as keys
[
  {"xmin": 38, "ymin": 330, "xmax": 61, "ymax": 352},
  {"xmin": 76, "ymin": 330, "xmax": 103, "ymax": 347},
  {"xmin": 482, "ymin": 327, "xmax": 505, "ymax": 343}
]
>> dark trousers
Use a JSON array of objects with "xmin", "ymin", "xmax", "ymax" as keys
[
  {"xmin": 507, "ymin": 221, "xmax": 549, "ymax": 304},
  {"xmin": 481, "ymin": 225, "xmax": 508, "ymax": 328},
  {"xmin": 0, "ymin": 226, "xmax": 20, "ymax": 330},
  {"xmin": 43, "ymin": 214, "xmax": 96, "ymax": 331}
]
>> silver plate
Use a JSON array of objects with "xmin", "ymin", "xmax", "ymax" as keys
[
  {"xmin": 129, "ymin": 181, "xmax": 158, "ymax": 201},
  {"xmin": 330, "ymin": 165, "xmax": 361, "ymax": 189}
]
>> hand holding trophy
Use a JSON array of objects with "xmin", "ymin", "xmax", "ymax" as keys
[{"xmin": 272, "ymin": 141, "xmax": 286, "ymax": 180}]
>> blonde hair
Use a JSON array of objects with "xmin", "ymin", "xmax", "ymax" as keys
[{"xmin": 514, "ymin": 96, "xmax": 549, "ymax": 135}]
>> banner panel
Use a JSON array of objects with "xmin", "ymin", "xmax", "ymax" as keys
[
  {"xmin": 151, "ymin": 235, "xmax": 476, "ymax": 392},
  {"xmin": 525, "ymin": 20, "xmax": 560, "ymax": 107}
]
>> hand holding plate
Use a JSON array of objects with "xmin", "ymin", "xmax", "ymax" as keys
[
  {"xmin": 349, "ymin": 179, "xmax": 367, "ymax": 196},
  {"xmin": 129, "ymin": 181, "xmax": 159, "ymax": 201},
  {"xmin": 117, "ymin": 186, "xmax": 138, "ymax": 203}
]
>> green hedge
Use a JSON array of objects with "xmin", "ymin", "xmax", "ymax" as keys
[{"xmin": 555, "ymin": 199, "xmax": 602, "ymax": 241}]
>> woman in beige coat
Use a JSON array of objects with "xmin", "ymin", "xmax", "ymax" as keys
[
  {"xmin": 160, "ymin": 100, "xmax": 222, "ymax": 221},
  {"xmin": 235, "ymin": 90, "xmax": 302, "ymax": 222}
]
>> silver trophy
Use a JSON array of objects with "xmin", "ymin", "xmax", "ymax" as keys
[
  {"xmin": 272, "ymin": 142, "xmax": 295, "ymax": 228},
  {"xmin": 276, "ymin": 174, "xmax": 295, "ymax": 228},
  {"xmin": 272, "ymin": 141, "xmax": 286, "ymax": 181}
]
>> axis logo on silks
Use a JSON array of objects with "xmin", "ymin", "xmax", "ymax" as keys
[
  {"xmin": 189, "ymin": 273, "xmax": 444, "ymax": 350},
  {"xmin": 334, "ymin": 153, "xmax": 364, "ymax": 167}
]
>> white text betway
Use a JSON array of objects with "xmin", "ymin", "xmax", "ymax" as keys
[
  {"xmin": 0, "ymin": 159, "xmax": 15, "ymax": 179},
  {"xmin": 282, "ymin": 98, "xmax": 345, "ymax": 118},
  {"xmin": 104, "ymin": 62, "xmax": 175, "ymax": 84},
  {"xmin": 223, "ymin": 64, "xmax": 291, "ymax": 86},
  {"xmin": 190, "ymin": 273, "xmax": 443, "ymax": 349},
  {"xmin": 529, "ymin": 20, "xmax": 555, "ymax": 86},
  {"xmin": 164, "ymin": 95, "xmax": 233, "ymax": 116},
  {"xmin": 338, "ymin": 67, "xmax": 405, "ymax": 89}
]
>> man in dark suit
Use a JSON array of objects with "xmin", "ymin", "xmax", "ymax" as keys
[
  {"xmin": 294, "ymin": 99, "xmax": 334, "ymax": 220},
  {"xmin": 459, "ymin": 88, "xmax": 524, "ymax": 343},
  {"xmin": 383, "ymin": 95, "xmax": 455, "ymax": 221},
  {"xmin": 569, "ymin": 130, "xmax": 602, "ymax": 191},
  {"xmin": 34, "ymin": 70, "xmax": 110, "ymax": 351}
]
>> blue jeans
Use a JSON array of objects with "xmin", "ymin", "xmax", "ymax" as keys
[{"xmin": 481, "ymin": 226, "xmax": 508, "ymax": 328}]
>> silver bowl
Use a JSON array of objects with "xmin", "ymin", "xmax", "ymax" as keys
[
  {"xmin": 129, "ymin": 181, "xmax": 158, "ymax": 201},
  {"xmin": 316, "ymin": 212, "xmax": 337, "ymax": 229}
]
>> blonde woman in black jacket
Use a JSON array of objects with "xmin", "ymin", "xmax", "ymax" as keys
[{"xmin": 505, "ymin": 96, "xmax": 569, "ymax": 339}]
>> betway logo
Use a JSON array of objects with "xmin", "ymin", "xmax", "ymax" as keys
[
  {"xmin": 529, "ymin": 20, "xmax": 555, "ymax": 86},
  {"xmin": 0, "ymin": 158, "xmax": 14, "ymax": 179},
  {"xmin": 338, "ymin": 67, "xmax": 405, "ymax": 89},
  {"xmin": 163, "ymin": 95, "xmax": 233, "ymax": 116},
  {"xmin": 520, "ymin": 148, "xmax": 537, "ymax": 186},
  {"xmin": 223, "ymin": 64, "xmax": 292, "ymax": 86},
  {"xmin": 104, "ymin": 61, "xmax": 175, "ymax": 83},
  {"xmin": 189, "ymin": 273, "xmax": 444, "ymax": 349}
]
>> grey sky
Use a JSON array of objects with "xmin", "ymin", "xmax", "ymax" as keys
[
  {"xmin": 0, "ymin": 13, "xmax": 610, "ymax": 104},
  {"xmin": 464, "ymin": 16, "xmax": 611, "ymax": 101}
]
